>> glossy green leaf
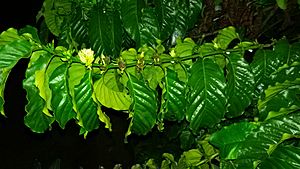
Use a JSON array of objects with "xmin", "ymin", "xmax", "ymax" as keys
[
  {"xmin": 73, "ymin": 71, "xmax": 100, "ymax": 131},
  {"xmin": 270, "ymin": 62, "xmax": 300, "ymax": 84},
  {"xmin": 188, "ymin": 0, "xmax": 203, "ymax": 29},
  {"xmin": 258, "ymin": 145, "xmax": 300, "ymax": 169},
  {"xmin": 226, "ymin": 52, "xmax": 254, "ymax": 118},
  {"xmin": 161, "ymin": 68, "xmax": 186, "ymax": 121},
  {"xmin": 19, "ymin": 25, "xmax": 41, "ymax": 44},
  {"xmin": 94, "ymin": 69, "xmax": 131, "ymax": 111},
  {"xmin": 0, "ymin": 39, "xmax": 32, "ymax": 69},
  {"xmin": 89, "ymin": 3, "xmax": 122, "ymax": 57},
  {"xmin": 258, "ymin": 77, "xmax": 300, "ymax": 121},
  {"xmin": 23, "ymin": 51, "xmax": 54, "ymax": 133},
  {"xmin": 187, "ymin": 58, "xmax": 226, "ymax": 132},
  {"xmin": 251, "ymin": 40, "xmax": 300, "ymax": 98},
  {"xmin": 121, "ymin": 0, "xmax": 144, "ymax": 47},
  {"xmin": 273, "ymin": 39, "xmax": 300, "ymax": 65},
  {"xmin": 209, "ymin": 122, "xmax": 258, "ymax": 159},
  {"xmin": 173, "ymin": 0, "xmax": 190, "ymax": 37},
  {"xmin": 154, "ymin": 0, "xmax": 175, "ymax": 41},
  {"xmin": 49, "ymin": 63, "xmax": 76, "ymax": 129},
  {"xmin": 59, "ymin": 6, "xmax": 89, "ymax": 49},
  {"xmin": 250, "ymin": 49, "xmax": 282, "ymax": 97},
  {"xmin": 127, "ymin": 73, "xmax": 158, "ymax": 135},
  {"xmin": 140, "ymin": 8, "xmax": 160, "ymax": 47},
  {"xmin": 42, "ymin": 0, "xmax": 72, "ymax": 36},
  {"xmin": 0, "ymin": 31, "xmax": 31, "ymax": 115},
  {"xmin": 213, "ymin": 112, "xmax": 300, "ymax": 168},
  {"xmin": 0, "ymin": 68, "xmax": 10, "ymax": 115},
  {"xmin": 213, "ymin": 26, "xmax": 239, "ymax": 50},
  {"xmin": 258, "ymin": 60, "xmax": 300, "ymax": 121},
  {"xmin": 0, "ymin": 28, "xmax": 21, "ymax": 45}
]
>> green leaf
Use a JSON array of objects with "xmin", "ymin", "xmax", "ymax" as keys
[
  {"xmin": 154, "ymin": 0, "xmax": 175, "ymax": 41},
  {"xmin": 188, "ymin": 0, "xmax": 203, "ymax": 29},
  {"xmin": 273, "ymin": 39, "xmax": 300, "ymax": 65},
  {"xmin": 121, "ymin": 0, "xmax": 144, "ymax": 47},
  {"xmin": 250, "ymin": 49, "xmax": 282, "ymax": 97},
  {"xmin": 142, "ymin": 65, "xmax": 164, "ymax": 90},
  {"xmin": 213, "ymin": 26, "xmax": 239, "ymax": 50},
  {"xmin": 276, "ymin": 0, "xmax": 287, "ymax": 9},
  {"xmin": 210, "ymin": 122, "xmax": 258, "ymax": 159},
  {"xmin": 174, "ymin": 38, "xmax": 196, "ymax": 57},
  {"xmin": 19, "ymin": 25, "xmax": 41, "ymax": 44},
  {"xmin": 181, "ymin": 149, "xmax": 202, "ymax": 167},
  {"xmin": 226, "ymin": 52, "xmax": 254, "ymax": 118},
  {"xmin": 93, "ymin": 69, "xmax": 131, "ymax": 111},
  {"xmin": 23, "ymin": 51, "xmax": 54, "ymax": 133},
  {"xmin": 198, "ymin": 43, "xmax": 226, "ymax": 69},
  {"xmin": 0, "ymin": 68, "xmax": 10, "ymax": 115},
  {"xmin": 89, "ymin": 3, "xmax": 122, "ymax": 57},
  {"xmin": 187, "ymin": 58, "xmax": 226, "ymax": 132},
  {"xmin": 251, "ymin": 40, "xmax": 300, "ymax": 98},
  {"xmin": 42, "ymin": 0, "xmax": 72, "ymax": 36},
  {"xmin": 180, "ymin": 130, "xmax": 195, "ymax": 150},
  {"xmin": 0, "ymin": 28, "xmax": 21, "ymax": 45},
  {"xmin": 258, "ymin": 145, "xmax": 300, "ymax": 169},
  {"xmin": 0, "ymin": 29, "xmax": 23, "ymax": 114},
  {"xmin": 220, "ymin": 159, "xmax": 253, "ymax": 169},
  {"xmin": 161, "ymin": 68, "xmax": 186, "ymax": 121},
  {"xmin": 172, "ymin": 0, "xmax": 190, "ymax": 37},
  {"xmin": 258, "ymin": 61, "xmax": 300, "ymax": 121},
  {"xmin": 127, "ymin": 73, "xmax": 158, "ymax": 135},
  {"xmin": 140, "ymin": 8, "xmax": 160, "ymax": 47},
  {"xmin": 258, "ymin": 78, "xmax": 300, "ymax": 121},
  {"xmin": 270, "ymin": 62, "xmax": 300, "ymax": 84},
  {"xmin": 94, "ymin": 100, "xmax": 112, "ymax": 132},
  {"xmin": 49, "ymin": 63, "xmax": 76, "ymax": 129},
  {"xmin": 73, "ymin": 71, "xmax": 100, "ymax": 131},
  {"xmin": 59, "ymin": 6, "xmax": 89, "ymax": 49},
  {"xmin": 0, "ymin": 39, "xmax": 32, "ymax": 69},
  {"xmin": 214, "ymin": 112, "xmax": 300, "ymax": 168}
]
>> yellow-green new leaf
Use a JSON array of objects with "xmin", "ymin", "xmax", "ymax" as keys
[
  {"xmin": 94, "ymin": 70, "xmax": 131, "ymax": 111},
  {"xmin": 0, "ymin": 39, "xmax": 32, "ymax": 69},
  {"xmin": 23, "ymin": 51, "xmax": 54, "ymax": 133},
  {"xmin": 213, "ymin": 26, "xmax": 239, "ymax": 50},
  {"xmin": 0, "ymin": 68, "xmax": 10, "ymax": 115},
  {"xmin": 0, "ymin": 28, "xmax": 20, "ymax": 45}
]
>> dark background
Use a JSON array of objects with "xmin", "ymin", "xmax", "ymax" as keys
[{"xmin": 0, "ymin": 1, "xmax": 134, "ymax": 169}]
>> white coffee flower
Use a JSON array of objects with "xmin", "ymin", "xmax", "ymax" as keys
[{"xmin": 78, "ymin": 48, "xmax": 94, "ymax": 68}]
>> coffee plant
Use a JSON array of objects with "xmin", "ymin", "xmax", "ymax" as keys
[{"xmin": 1, "ymin": 0, "xmax": 300, "ymax": 168}]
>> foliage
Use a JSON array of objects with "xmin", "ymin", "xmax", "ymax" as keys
[{"xmin": 1, "ymin": 0, "xmax": 300, "ymax": 168}]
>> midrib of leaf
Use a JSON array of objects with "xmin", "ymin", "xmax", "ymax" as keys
[
  {"xmin": 287, "ymin": 44, "xmax": 291, "ymax": 64},
  {"xmin": 96, "ymin": 9, "xmax": 105, "ymax": 50},
  {"xmin": 263, "ymin": 50, "xmax": 267, "ymax": 80},
  {"xmin": 201, "ymin": 59, "xmax": 207, "ymax": 126}
]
